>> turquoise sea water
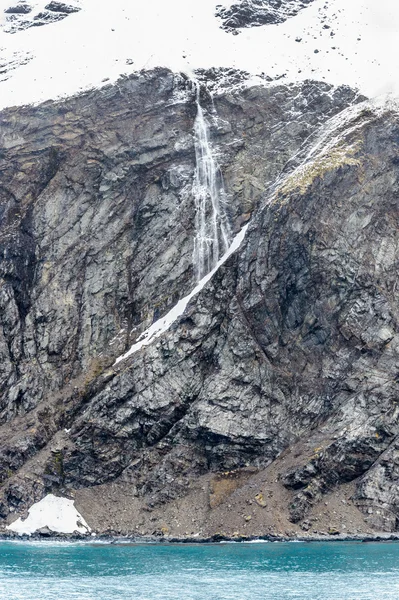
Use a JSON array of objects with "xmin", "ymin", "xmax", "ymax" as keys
[{"xmin": 0, "ymin": 540, "xmax": 398, "ymax": 600}]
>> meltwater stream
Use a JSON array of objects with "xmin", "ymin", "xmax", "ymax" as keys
[
  {"xmin": 192, "ymin": 82, "xmax": 231, "ymax": 281},
  {"xmin": 113, "ymin": 81, "xmax": 239, "ymax": 364},
  {"xmin": 1, "ymin": 541, "xmax": 399, "ymax": 600}
]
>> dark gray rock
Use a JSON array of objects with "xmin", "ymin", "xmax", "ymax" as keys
[
  {"xmin": 33, "ymin": 11, "xmax": 66, "ymax": 23},
  {"xmin": 60, "ymin": 102, "xmax": 399, "ymax": 527},
  {"xmin": 37, "ymin": 525, "xmax": 53, "ymax": 536},
  {"xmin": 216, "ymin": 0, "xmax": 316, "ymax": 32},
  {"xmin": 3, "ymin": 1, "xmax": 78, "ymax": 33},
  {"xmin": 0, "ymin": 70, "xmax": 357, "ymax": 425}
]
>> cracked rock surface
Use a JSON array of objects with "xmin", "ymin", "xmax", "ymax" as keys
[{"xmin": 2, "ymin": 1, "xmax": 80, "ymax": 33}]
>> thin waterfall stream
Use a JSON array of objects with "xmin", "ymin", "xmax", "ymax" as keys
[
  {"xmin": 192, "ymin": 81, "xmax": 231, "ymax": 281},
  {"xmin": 115, "ymin": 80, "xmax": 243, "ymax": 365}
]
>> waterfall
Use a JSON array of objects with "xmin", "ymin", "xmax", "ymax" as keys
[{"xmin": 192, "ymin": 82, "xmax": 231, "ymax": 281}]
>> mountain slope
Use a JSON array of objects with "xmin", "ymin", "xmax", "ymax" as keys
[{"xmin": 0, "ymin": 66, "xmax": 398, "ymax": 537}]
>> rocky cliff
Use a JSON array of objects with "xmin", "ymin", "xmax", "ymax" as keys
[{"xmin": 0, "ymin": 67, "xmax": 398, "ymax": 539}]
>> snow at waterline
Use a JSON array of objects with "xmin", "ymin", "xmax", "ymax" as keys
[
  {"xmin": 0, "ymin": 0, "xmax": 399, "ymax": 112},
  {"xmin": 6, "ymin": 494, "xmax": 91, "ymax": 536}
]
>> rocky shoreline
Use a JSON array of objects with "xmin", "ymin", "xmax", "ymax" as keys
[{"xmin": 2, "ymin": 531, "xmax": 399, "ymax": 545}]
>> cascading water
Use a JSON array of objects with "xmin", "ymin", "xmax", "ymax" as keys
[{"xmin": 192, "ymin": 82, "xmax": 231, "ymax": 281}]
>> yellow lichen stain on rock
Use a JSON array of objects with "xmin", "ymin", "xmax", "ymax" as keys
[
  {"xmin": 255, "ymin": 492, "xmax": 267, "ymax": 508},
  {"xmin": 277, "ymin": 141, "xmax": 362, "ymax": 199}
]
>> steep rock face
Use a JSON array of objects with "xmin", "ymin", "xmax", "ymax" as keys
[
  {"xmin": 1, "ymin": 69, "xmax": 398, "ymax": 536},
  {"xmin": 0, "ymin": 69, "xmax": 357, "ymax": 423}
]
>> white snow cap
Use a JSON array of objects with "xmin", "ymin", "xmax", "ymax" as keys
[
  {"xmin": 6, "ymin": 494, "xmax": 91, "ymax": 536},
  {"xmin": 0, "ymin": 0, "xmax": 398, "ymax": 111}
]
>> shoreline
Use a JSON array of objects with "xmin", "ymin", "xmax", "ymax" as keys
[{"xmin": 1, "ymin": 531, "xmax": 399, "ymax": 544}]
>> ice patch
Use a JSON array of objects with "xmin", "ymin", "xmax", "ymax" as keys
[{"xmin": 6, "ymin": 494, "xmax": 91, "ymax": 536}]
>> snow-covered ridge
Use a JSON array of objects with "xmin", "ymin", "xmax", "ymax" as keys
[
  {"xmin": 272, "ymin": 94, "xmax": 399, "ymax": 197},
  {"xmin": 0, "ymin": 0, "xmax": 399, "ymax": 112}
]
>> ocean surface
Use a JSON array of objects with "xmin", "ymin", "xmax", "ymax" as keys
[{"xmin": 0, "ymin": 540, "xmax": 398, "ymax": 599}]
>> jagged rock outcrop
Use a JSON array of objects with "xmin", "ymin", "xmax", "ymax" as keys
[
  {"xmin": 0, "ymin": 68, "xmax": 398, "ymax": 536},
  {"xmin": 216, "ymin": 0, "xmax": 316, "ymax": 33}
]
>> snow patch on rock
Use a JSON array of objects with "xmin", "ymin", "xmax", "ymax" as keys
[
  {"xmin": 0, "ymin": 0, "xmax": 399, "ymax": 110},
  {"xmin": 6, "ymin": 494, "xmax": 91, "ymax": 535}
]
